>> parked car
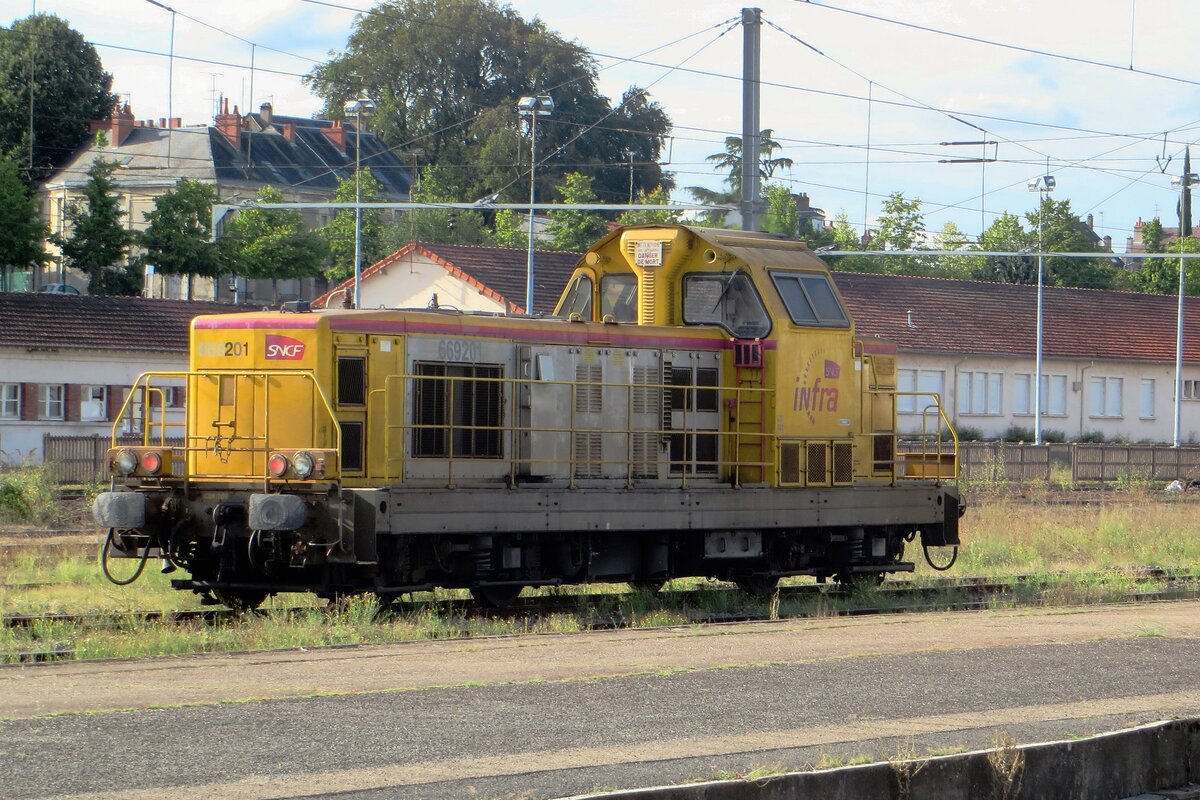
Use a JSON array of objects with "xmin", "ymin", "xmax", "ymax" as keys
[{"xmin": 38, "ymin": 284, "xmax": 81, "ymax": 295}]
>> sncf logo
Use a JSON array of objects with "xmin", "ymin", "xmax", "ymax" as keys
[{"xmin": 265, "ymin": 334, "xmax": 306, "ymax": 360}]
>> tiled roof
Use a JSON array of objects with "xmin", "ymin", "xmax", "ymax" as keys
[
  {"xmin": 316, "ymin": 242, "xmax": 583, "ymax": 314},
  {"xmin": 833, "ymin": 271, "xmax": 1200, "ymax": 363},
  {"xmin": 0, "ymin": 293, "xmax": 234, "ymax": 353}
]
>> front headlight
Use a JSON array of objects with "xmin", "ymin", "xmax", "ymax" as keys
[
  {"xmin": 291, "ymin": 451, "xmax": 315, "ymax": 479},
  {"xmin": 114, "ymin": 449, "xmax": 138, "ymax": 476}
]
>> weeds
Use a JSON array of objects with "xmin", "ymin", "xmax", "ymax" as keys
[
  {"xmin": 0, "ymin": 463, "xmax": 61, "ymax": 525},
  {"xmin": 987, "ymin": 733, "xmax": 1024, "ymax": 800}
]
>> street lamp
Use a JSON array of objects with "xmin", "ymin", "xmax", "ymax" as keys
[
  {"xmin": 344, "ymin": 96, "xmax": 376, "ymax": 309},
  {"xmin": 517, "ymin": 94, "xmax": 554, "ymax": 314},
  {"xmin": 1170, "ymin": 170, "xmax": 1199, "ymax": 447},
  {"xmin": 1027, "ymin": 174, "xmax": 1055, "ymax": 445}
]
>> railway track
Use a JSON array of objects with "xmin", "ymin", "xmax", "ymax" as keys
[{"xmin": 5, "ymin": 569, "xmax": 1198, "ymax": 663}]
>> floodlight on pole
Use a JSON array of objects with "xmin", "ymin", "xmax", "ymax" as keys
[
  {"xmin": 1170, "ymin": 170, "xmax": 1199, "ymax": 447},
  {"xmin": 1028, "ymin": 174, "xmax": 1055, "ymax": 445},
  {"xmin": 517, "ymin": 94, "xmax": 554, "ymax": 314},
  {"xmin": 344, "ymin": 96, "xmax": 376, "ymax": 309}
]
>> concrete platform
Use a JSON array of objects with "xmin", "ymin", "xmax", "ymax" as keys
[{"xmin": 2, "ymin": 600, "xmax": 1200, "ymax": 799}]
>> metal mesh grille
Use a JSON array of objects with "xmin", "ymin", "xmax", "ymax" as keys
[
  {"xmin": 780, "ymin": 442, "xmax": 800, "ymax": 484},
  {"xmin": 806, "ymin": 442, "xmax": 828, "ymax": 485},
  {"xmin": 337, "ymin": 357, "xmax": 365, "ymax": 406},
  {"xmin": 833, "ymin": 442, "xmax": 854, "ymax": 484},
  {"xmin": 413, "ymin": 362, "xmax": 502, "ymax": 458},
  {"xmin": 574, "ymin": 364, "xmax": 602, "ymax": 413},
  {"xmin": 340, "ymin": 421, "xmax": 363, "ymax": 472},
  {"xmin": 873, "ymin": 435, "xmax": 894, "ymax": 473}
]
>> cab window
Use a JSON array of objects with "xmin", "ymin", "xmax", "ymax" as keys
[
  {"xmin": 682, "ymin": 273, "xmax": 771, "ymax": 339},
  {"xmin": 599, "ymin": 274, "xmax": 637, "ymax": 322},
  {"xmin": 771, "ymin": 272, "xmax": 848, "ymax": 327},
  {"xmin": 558, "ymin": 275, "xmax": 593, "ymax": 318}
]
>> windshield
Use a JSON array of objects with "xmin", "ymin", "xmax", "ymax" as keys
[
  {"xmin": 599, "ymin": 274, "xmax": 638, "ymax": 322},
  {"xmin": 681, "ymin": 273, "xmax": 771, "ymax": 339}
]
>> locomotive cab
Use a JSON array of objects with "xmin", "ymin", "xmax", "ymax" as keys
[{"xmin": 94, "ymin": 224, "xmax": 963, "ymax": 609}]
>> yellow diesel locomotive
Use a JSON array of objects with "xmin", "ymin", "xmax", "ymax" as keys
[{"xmin": 94, "ymin": 224, "xmax": 962, "ymax": 608}]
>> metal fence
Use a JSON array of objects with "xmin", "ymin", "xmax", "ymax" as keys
[
  {"xmin": 958, "ymin": 441, "xmax": 1200, "ymax": 484},
  {"xmin": 42, "ymin": 434, "xmax": 185, "ymax": 483}
]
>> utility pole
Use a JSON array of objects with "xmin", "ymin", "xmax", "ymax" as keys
[{"xmin": 741, "ymin": 7, "xmax": 762, "ymax": 233}]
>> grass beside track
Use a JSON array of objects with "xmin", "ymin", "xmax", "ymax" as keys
[{"xmin": 2, "ymin": 491, "xmax": 1199, "ymax": 662}]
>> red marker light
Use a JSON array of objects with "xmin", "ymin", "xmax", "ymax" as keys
[
  {"xmin": 141, "ymin": 451, "xmax": 162, "ymax": 474},
  {"xmin": 268, "ymin": 453, "xmax": 289, "ymax": 478}
]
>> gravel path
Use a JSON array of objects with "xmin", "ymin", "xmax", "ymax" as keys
[{"xmin": 2, "ymin": 601, "xmax": 1199, "ymax": 799}]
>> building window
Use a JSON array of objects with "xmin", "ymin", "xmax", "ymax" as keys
[
  {"xmin": 0, "ymin": 384, "xmax": 19, "ymax": 419},
  {"xmin": 81, "ymin": 385, "xmax": 107, "ymax": 420},
  {"xmin": 1140, "ymin": 378, "xmax": 1156, "ymax": 419},
  {"xmin": 38, "ymin": 385, "xmax": 65, "ymax": 420},
  {"xmin": 958, "ymin": 371, "xmax": 1002, "ymax": 415},
  {"xmin": 1013, "ymin": 373, "xmax": 1067, "ymax": 416},
  {"xmin": 1183, "ymin": 379, "xmax": 1200, "ymax": 400},
  {"xmin": 897, "ymin": 369, "xmax": 946, "ymax": 414},
  {"xmin": 1090, "ymin": 376, "xmax": 1123, "ymax": 418}
]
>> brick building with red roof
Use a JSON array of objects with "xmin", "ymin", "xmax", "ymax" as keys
[{"xmin": 0, "ymin": 293, "xmax": 235, "ymax": 464}]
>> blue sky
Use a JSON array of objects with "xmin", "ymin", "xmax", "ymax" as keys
[{"xmin": 9, "ymin": 0, "xmax": 1200, "ymax": 250}]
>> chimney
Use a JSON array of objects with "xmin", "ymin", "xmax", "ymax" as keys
[
  {"xmin": 322, "ymin": 120, "xmax": 346, "ymax": 150},
  {"xmin": 1103, "ymin": 235, "xmax": 1112, "ymax": 251},
  {"xmin": 259, "ymin": 102, "xmax": 273, "ymax": 125},
  {"xmin": 110, "ymin": 102, "xmax": 134, "ymax": 147},
  {"xmin": 170, "ymin": 117, "xmax": 181, "ymax": 128},
  {"xmin": 1086, "ymin": 213, "xmax": 1094, "ymax": 231},
  {"xmin": 281, "ymin": 122, "xmax": 295, "ymax": 143},
  {"xmin": 215, "ymin": 98, "xmax": 242, "ymax": 148},
  {"xmin": 159, "ymin": 117, "xmax": 167, "ymax": 128}
]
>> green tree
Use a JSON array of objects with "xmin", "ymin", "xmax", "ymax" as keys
[
  {"xmin": 544, "ymin": 172, "xmax": 610, "ymax": 251},
  {"xmin": 0, "ymin": 156, "xmax": 47, "ymax": 290},
  {"xmin": 928, "ymin": 221, "xmax": 974, "ymax": 278},
  {"xmin": 1140, "ymin": 218, "xmax": 1164, "ymax": 253},
  {"xmin": 873, "ymin": 192, "xmax": 926, "ymax": 275},
  {"xmin": 830, "ymin": 212, "xmax": 860, "ymax": 250},
  {"xmin": 321, "ymin": 168, "xmax": 388, "ymax": 282},
  {"xmin": 684, "ymin": 185, "xmax": 735, "ymax": 228},
  {"xmin": 138, "ymin": 179, "xmax": 225, "ymax": 300},
  {"xmin": 225, "ymin": 186, "xmax": 327, "ymax": 288},
  {"xmin": 52, "ymin": 157, "xmax": 135, "ymax": 295},
  {"xmin": 0, "ymin": 14, "xmax": 115, "ymax": 184},
  {"xmin": 617, "ymin": 186, "xmax": 680, "ymax": 226},
  {"xmin": 491, "ymin": 208, "xmax": 526, "ymax": 249},
  {"xmin": 972, "ymin": 212, "xmax": 1034, "ymax": 283},
  {"xmin": 1131, "ymin": 236, "xmax": 1200, "ymax": 295},
  {"xmin": 381, "ymin": 164, "xmax": 489, "ymax": 249},
  {"xmin": 762, "ymin": 184, "xmax": 799, "ymax": 237},
  {"xmin": 701, "ymin": 129, "xmax": 793, "ymax": 195},
  {"xmin": 305, "ymin": 0, "xmax": 672, "ymax": 204},
  {"xmin": 1026, "ymin": 197, "xmax": 1116, "ymax": 289},
  {"xmin": 822, "ymin": 212, "xmax": 878, "ymax": 272}
]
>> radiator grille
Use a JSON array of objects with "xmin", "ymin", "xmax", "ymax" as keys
[
  {"xmin": 873, "ymin": 434, "xmax": 894, "ymax": 473},
  {"xmin": 337, "ymin": 357, "xmax": 365, "ymax": 406},
  {"xmin": 574, "ymin": 364, "xmax": 602, "ymax": 413},
  {"xmin": 833, "ymin": 442, "xmax": 854, "ymax": 484},
  {"xmin": 632, "ymin": 366, "xmax": 659, "ymax": 414},
  {"xmin": 630, "ymin": 433, "xmax": 657, "ymax": 478},
  {"xmin": 340, "ymin": 421, "xmax": 363, "ymax": 472},
  {"xmin": 807, "ymin": 442, "xmax": 828, "ymax": 485},
  {"xmin": 780, "ymin": 442, "xmax": 801, "ymax": 484},
  {"xmin": 574, "ymin": 432, "xmax": 602, "ymax": 478}
]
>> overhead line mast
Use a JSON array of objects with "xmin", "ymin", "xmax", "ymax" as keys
[{"xmin": 741, "ymin": 7, "xmax": 762, "ymax": 232}]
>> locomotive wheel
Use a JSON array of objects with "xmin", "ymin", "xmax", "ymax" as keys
[
  {"xmin": 470, "ymin": 585, "xmax": 523, "ymax": 608},
  {"xmin": 629, "ymin": 580, "xmax": 666, "ymax": 594},
  {"xmin": 735, "ymin": 576, "xmax": 779, "ymax": 598},
  {"xmin": 214, "ymin": 589, "xmax": 268, "ymax": 612}
]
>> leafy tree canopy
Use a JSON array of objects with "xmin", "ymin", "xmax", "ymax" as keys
[
  {"xmin": 1131, "ymin": 235, "xmax": 1200, "ymax": 295},
  {"xmin": 0, "ymin": 14, "xmax": 115, "ymax": 184},
  {"xmin": 1025, "ymin": 197, "xmax": 1117, "ymax": 289},
  {"xmin": 617, "ymin": 186, "xmax": 680, "ymax": 226},
  {"xmin": 138, "ymin": 179, "xmax": 225, "ymax": 298},
  {"xmin": 0, "ymin": 156, "xmax": 47, "ymax": 282},
  {"xmin": 321, "ymin": 168, "xmax": 389, "ymax": 282},
  {"xmin": 52, "ymin": 157, "xmax": 136, "ymax": 295},
  {"xmin": 380, "ymin": 163, "xmax": 490, "ymax": 250},
  {"xmin": 306, "ymin": 0, "xmax": 672, "ymax": 205},
  {"xmin": 224, "ymin": 186, "xmax": 327, "ymax": 282},
  {"xmin": 544, "ymin": 172, "xmax": 610, "ymax": 251}
]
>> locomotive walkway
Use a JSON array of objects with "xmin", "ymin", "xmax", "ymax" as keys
[{"xmin": 3, "ymin": 601, "xmax": 1200, "ymax": 798}]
